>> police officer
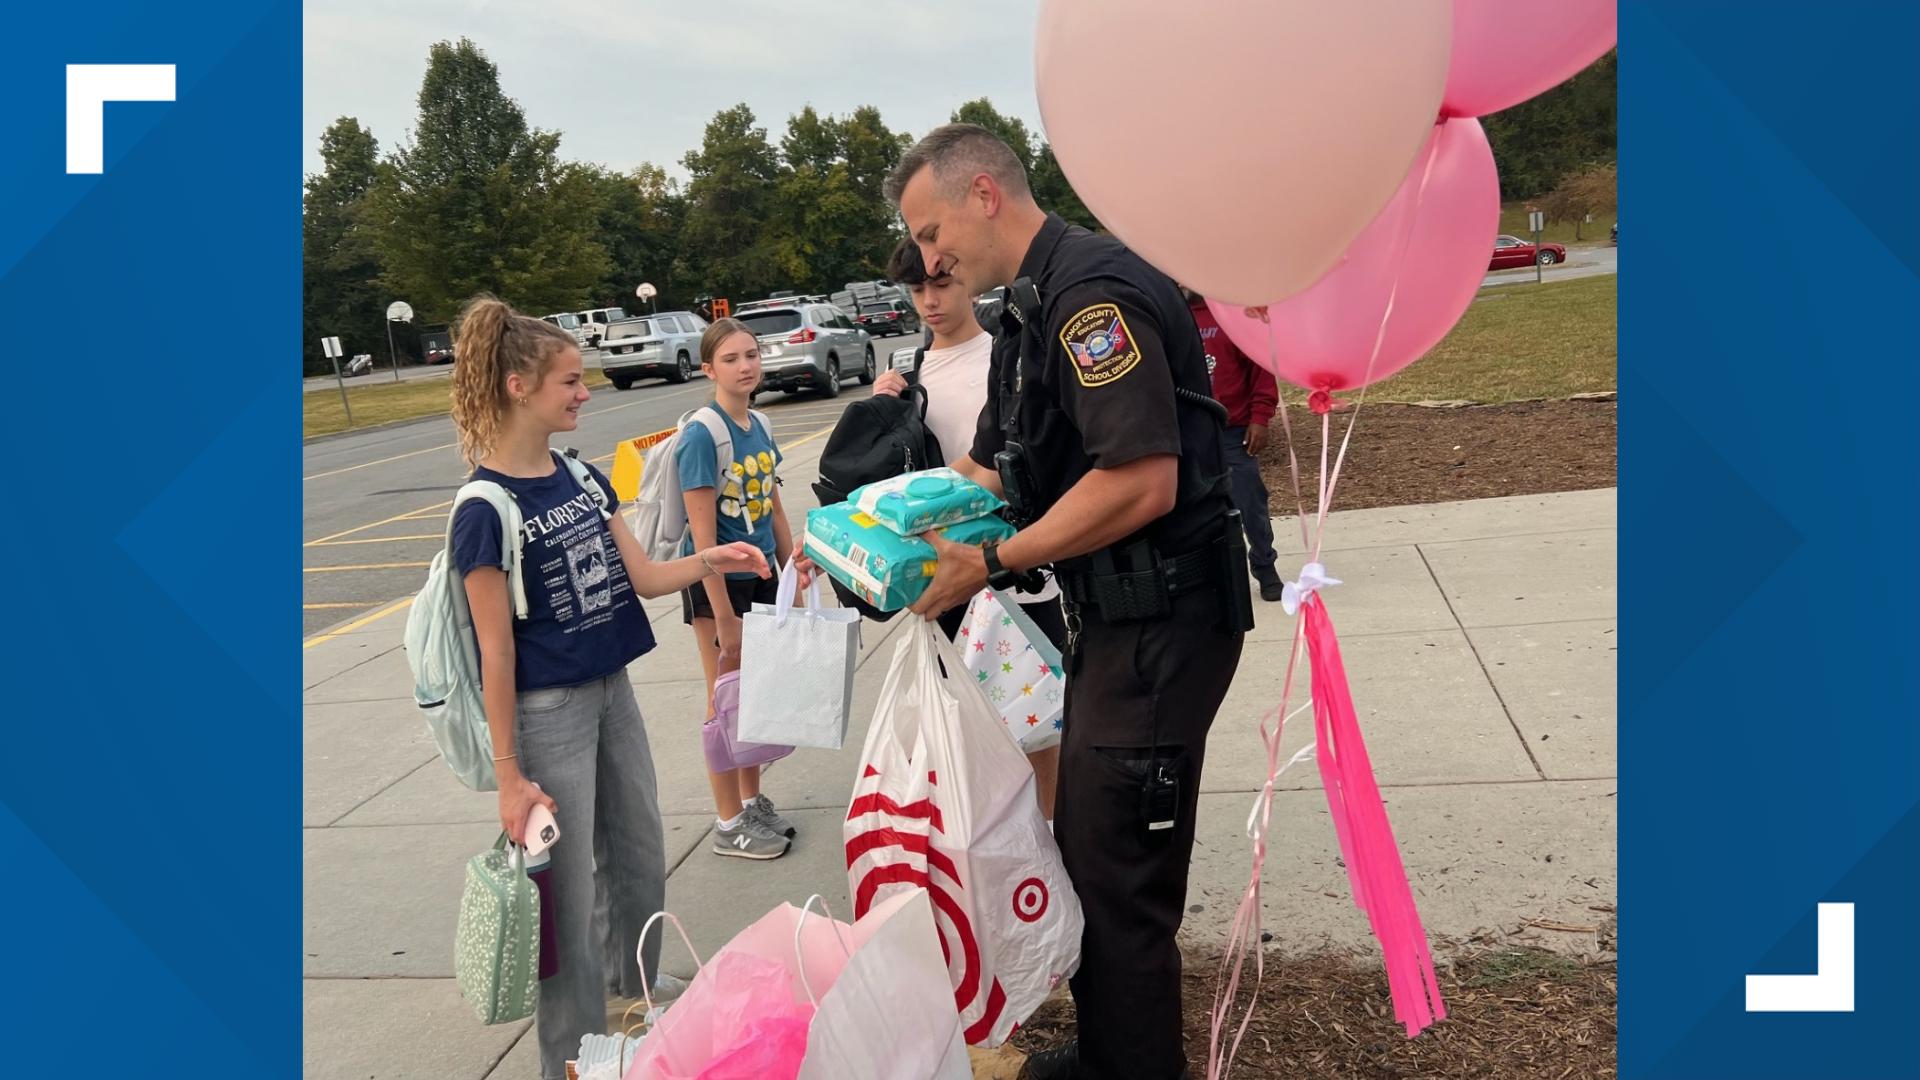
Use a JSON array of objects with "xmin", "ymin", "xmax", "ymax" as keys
[{"xmin": 887, "ymin": 124, "xmax": 1253, "ymax": 1080}]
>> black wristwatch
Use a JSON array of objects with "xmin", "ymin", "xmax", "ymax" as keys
[{"xmin": 982, "ymin": 540, "xmax": 1020, "ymax": 592}]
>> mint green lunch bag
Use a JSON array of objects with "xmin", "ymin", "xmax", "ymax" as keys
[{"xmin": 455, "ymin": 833, "xmax": 540, "ymax": 1024}]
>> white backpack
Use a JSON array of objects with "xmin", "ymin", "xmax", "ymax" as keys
[
  {"xmin": 628, "ymin": 404, "xmax": 771, "ymax": 563},
  {"xmin": 405, "ymin": 450, "xmax": 609, "ymax": 792}
]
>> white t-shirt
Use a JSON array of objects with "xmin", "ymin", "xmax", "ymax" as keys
[
  {"xmin": 912, "ymin": 329, "xmax": 1061, "ymax": 604},
  {"xmin": 914, "ymin": 330, "xmax": 994, "ymax": 464}
]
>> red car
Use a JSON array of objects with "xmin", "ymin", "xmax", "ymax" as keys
[{"xmin": 1489, "ymin": 234, "xmax": 1568, "ymax": 270}]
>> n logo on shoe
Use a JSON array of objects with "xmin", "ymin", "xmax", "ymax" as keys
[{"xmin": 734, "ymin": 834, "xmax": 751, "ymax": 850}]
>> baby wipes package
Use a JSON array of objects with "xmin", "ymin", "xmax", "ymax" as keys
[
  {"xmin": 804, "ymin": 502, "xmax": 1015, "ymax": 612},
  {"xmin": 847, "ymin": 467, "xmax": 1006, "ymax": 535}
]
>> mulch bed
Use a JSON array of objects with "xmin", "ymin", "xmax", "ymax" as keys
[
  {"xmin": 995, "ymin": 399, "xmax": 1620, "ymax": 1077},
  {"xmin": 1256, "ymin": 399, "xmax": 1616, "ymax": 514},
  {"xmin": 1008, "ymin": 946, "xmax": 1617, "ymax": 1079}
]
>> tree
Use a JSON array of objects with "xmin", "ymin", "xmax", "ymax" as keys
[
  {"xmin": 302, "ymin": 117, "xmax": 384, "ymax": 375},
  {"xmin": 1484, "ymin": 50, "xmax": 1616, "ymax": 199},
  {"xmin": 678, "ymin": 104, "xmax": 783, "ymax": 301},
  {"xmin": 1540, "ymin": 161, "xmax": 1617, "ymax": 240},
  {"xmin": 765, "ymin": 106, "xmax": 907, "ymax": 291},
  {"xmin": 950, "ymin": 99, "xmax": 1036, "ymax": 175},
  {"xmin": 588, "ymin": 163, "xmax": 687, "ymax": 311},
  {"xmin": 364, "ymin": 38, "xmax": 609, "ymax": 328},
  {"xmin": 1030, "ymin": 142, "xmax": 1101, "ymax": 232}
]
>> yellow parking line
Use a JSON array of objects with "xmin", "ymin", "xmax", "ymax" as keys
[
  {"xmin": 303, "ymin": 441, "xmax": 456, "ymax": 481},
  {"xmin": 307, "ymin": 533, "xmax": 443, "ymax": 547},
  {"xmin": 304, "ymin": 602, "xmax": 380, "ymax": 610},
  {"xmin": 781, "ymin": 422, "xmax": 840, "ymax": 452},
  {"xmin": 304, "ymin": 561, "xmax": 430, "ymax": 573},
  {"xmin": 303, "ymin": 596, "xmax": 414, "ymax": 649},
  {"xmin": 305, "ymin": 500, "xmax": 451, "ymax": 546}
]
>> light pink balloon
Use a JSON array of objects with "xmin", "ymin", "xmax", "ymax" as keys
[
  {"xmin": 1206, "ymin": 118, "xmax": 1499, "ymax": 395},
  {"xmin": 1443, "ymin": 0, "xmax": 1617, "ymax": 118},
  {"xmin": 1035, "ymin": 0, "xmax": 1452, "ymax": 307}
]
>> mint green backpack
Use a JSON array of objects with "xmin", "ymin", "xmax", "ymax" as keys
[{"xmin": 455, "ymin": 833, "xmax": 541, "ymax": 1024}]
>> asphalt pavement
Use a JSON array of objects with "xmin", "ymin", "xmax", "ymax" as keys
[{"xmin": 299, "ymin": 337, "xmax": 922, "ymax": 638}]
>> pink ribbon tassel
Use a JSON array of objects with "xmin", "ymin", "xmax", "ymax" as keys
[{"xmin": 1303, "ymin": 595, "xmax": 1445, "ymax": 1037}]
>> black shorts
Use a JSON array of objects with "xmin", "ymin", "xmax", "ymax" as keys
[{"xmin": 681, "ymin": 573, "xmax": 780, "ymax": 624}]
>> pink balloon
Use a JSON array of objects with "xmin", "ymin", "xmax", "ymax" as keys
[
  {"xmin": 1443, "ymin": 0, "xmax": 1617, "ymax": 118},
  {"xmin": 1035, "ymin": 0, "xmax": 1452, "ymax": 307},
  {"xmin": 1206, "ymin": 118, "xmax": 1499, "ymax": 396}
]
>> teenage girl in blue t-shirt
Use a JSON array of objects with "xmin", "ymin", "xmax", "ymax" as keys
[
  {"xmin": 447, "ymin": 296, "xmax": 768, "ymax": 1080},
  {"xmin": 677, "ymin": 318, "xmax": 808, "ymax": 861}
]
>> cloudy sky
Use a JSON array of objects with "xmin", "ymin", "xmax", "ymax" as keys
[{"xmin": 304, "ymin": 0, "xmax": 1048, "ymax": 181}]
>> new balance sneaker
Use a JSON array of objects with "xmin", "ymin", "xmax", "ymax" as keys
[
  {"xmin": 712, "ymin": 814, "xmax": 789, "ymax": 860},
  {"xmin": 748, "ymin": 793, "xmax": 797, "ymax": 838}
]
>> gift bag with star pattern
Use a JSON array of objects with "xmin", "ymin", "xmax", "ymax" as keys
[{"xmin": 958, "ymin": 590, "xmax": 1064, "ymax": 754}]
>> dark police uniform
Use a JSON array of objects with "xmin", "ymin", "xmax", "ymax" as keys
[{"xmin": 971, "ymin": 214, "xmax": 1252, "ymax": 1079}]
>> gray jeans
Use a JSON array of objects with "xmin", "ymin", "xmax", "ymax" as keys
[{"xmin": 515, "ymin": 670, "xmax": 665, "ymax": 1080}]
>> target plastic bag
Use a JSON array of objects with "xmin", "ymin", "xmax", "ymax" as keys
[{"xmin": 844, "ymin": 622, "xmax": 1084, "ymax": 1047}]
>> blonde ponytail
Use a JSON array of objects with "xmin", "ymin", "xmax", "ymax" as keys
[{"xmin": 448, "ymin": 295, "xmax": 576, "ymax": 467}]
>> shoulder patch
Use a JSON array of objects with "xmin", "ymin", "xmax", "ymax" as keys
[{"xmin": 1059, "ymin": 303, "xmax": 1141, "ymax": 388}]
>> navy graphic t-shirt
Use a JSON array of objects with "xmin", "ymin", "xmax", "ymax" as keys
[{"xmin": 451, "ymin": 455, "xmax": 656, "ymax": 691}]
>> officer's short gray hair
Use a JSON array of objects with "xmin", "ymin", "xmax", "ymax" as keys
[{"xmin": 885, "ymin": 123, "xmax": 1032, "ymax": 206}]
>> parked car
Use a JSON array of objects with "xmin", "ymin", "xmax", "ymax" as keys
[
  {"xmin": 572, "ymin": 307, "xmax": 628, "ymax": 349},
  {"xmin": 541, "ymin": 312, "xmax": 594, "ymax": 349},
  {"xmin": 421, "ymin": 328, "xmax": 454, "ymax": 365},
  {"xmin": 601, "ymin": 311, "xmax": 708, "ymax": 389},
  {"xmin": 1489, "ymin": 235, "xmax": 1568, "ymax": 270},
  {"xmin": 737, "ymin": 303, "xmax": 875, "ymax": 398},
  {"xmin": 856, "ymin": 298, "xmax": 921, "ymax": 337}
]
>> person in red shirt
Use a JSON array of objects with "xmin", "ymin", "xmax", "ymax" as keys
[{"xmin": 1184, "ymin": 288, "xmax": 1285, "ymax": 601}]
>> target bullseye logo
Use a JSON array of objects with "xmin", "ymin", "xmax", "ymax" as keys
[
  {"xmin": 847, "ymin": 768, "xmax": 1010, "ymax": 1044},
  {"xmin": 1013, "ymin": 877, "xmax": 1050, "ymax": 923}
]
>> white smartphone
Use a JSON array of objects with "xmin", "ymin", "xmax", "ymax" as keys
[{"xmin": 524, "ymin": 803, "xmax": 560, "ymax": 858}]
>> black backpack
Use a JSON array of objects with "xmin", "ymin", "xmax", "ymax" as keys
[{"xmin": 811, "ymin": 329, "xmax": 945, "ymax": 621}]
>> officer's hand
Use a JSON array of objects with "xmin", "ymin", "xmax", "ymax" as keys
[
  {"xmin": 908, "ymin": 530, "xmax": 989, "ymax": 620},
  {"xmin": 1244, "ymin": 424, "xmax": 1268, "ymax": 457},
  {"xmin": 873, "ymin": 370, "xmax": 908, "ymax": 397}
]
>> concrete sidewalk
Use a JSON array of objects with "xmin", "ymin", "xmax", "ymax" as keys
[{"xmin": 302, "ymin": 434, "xmax": 1616, "ymax": 1080}]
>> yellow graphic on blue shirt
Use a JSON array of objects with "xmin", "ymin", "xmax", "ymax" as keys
[{"xmin": 674, "ymin": 409, "xmax": 783, "ymax": 566}]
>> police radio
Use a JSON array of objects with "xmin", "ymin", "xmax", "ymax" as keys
[
  {"xmin": 996, "ymin": 442, "xmax": 1041, "ymax": 527},
  {"xmin": 994, "ymin": 276, "xmax": 1048, "ymax": 527}
]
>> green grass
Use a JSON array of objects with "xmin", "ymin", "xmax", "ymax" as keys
[
  {"xmin": 304, "ymin": 369, "xmax": 611, "ymax": 438},
  {"xmin": 1501, "ymin": 199, "xmax": 1616, "ymax": 246},
  {"xmin": 1361, "ymin": 274, "xmax": 1616, "ymax": 404}
]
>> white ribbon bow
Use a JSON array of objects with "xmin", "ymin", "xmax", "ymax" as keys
[{"xmin": 1280, "ymin": 562, "xmax": 1342, "ymax": 616}]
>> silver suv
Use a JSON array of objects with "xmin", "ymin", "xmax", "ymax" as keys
[
  {"xmin": 736, "ymin": 304, "xmax": 875, "ymax": 398},
  {"xmin": 602, "ymin": 311, "xmax": 709, "ymax": 389}
]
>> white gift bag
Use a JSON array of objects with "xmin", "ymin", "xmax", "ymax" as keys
[
  {"xmin": 738, "ymin": 558, "xmax": 861, "ymax": 750},
  {"xmin": 958, "ymin": 590, "xmax": 1066, "ymax": 753},
  {"xmin": 794, "ymin": 891, "xmax": 972, "ymax": 1080},
  {"xmin": 844, "ymin": 622, "xmax": 1084, "ymax": 1047}
]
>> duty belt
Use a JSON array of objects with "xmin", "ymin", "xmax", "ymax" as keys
[{"xmin": 1058, "ymin": 540, "xmax": 1220, "ymax": 623}]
